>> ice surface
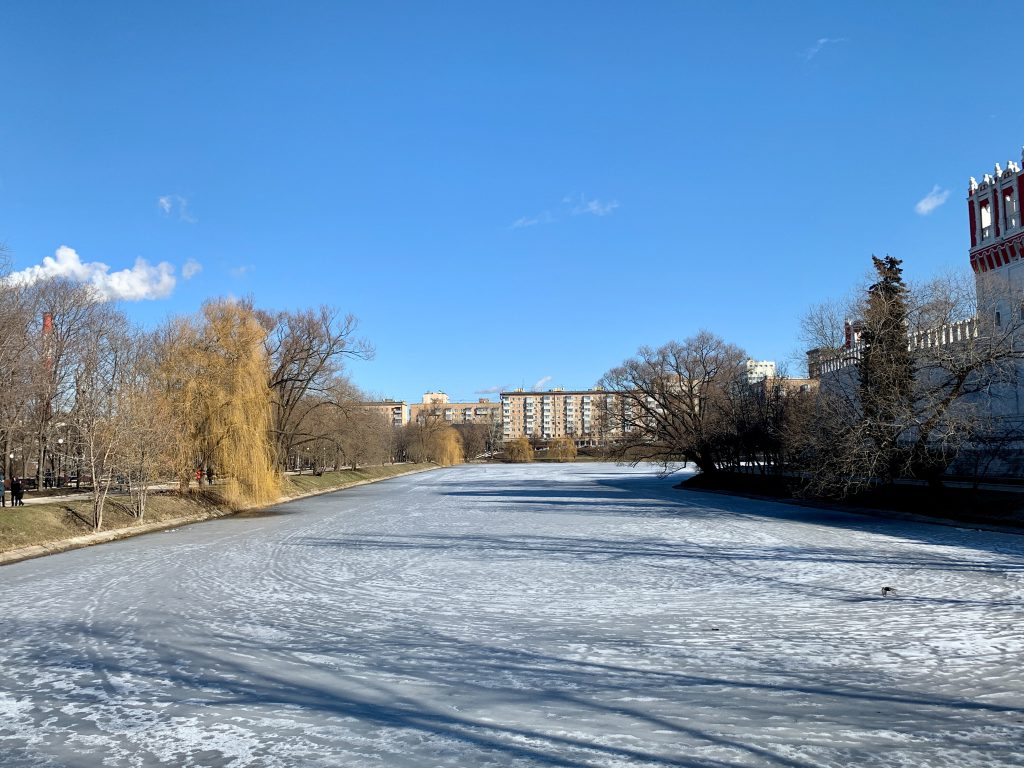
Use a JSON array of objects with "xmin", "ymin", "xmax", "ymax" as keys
[{"xmin": 0, "ymin": 463, "xmax": 1022, "ymax": 766}]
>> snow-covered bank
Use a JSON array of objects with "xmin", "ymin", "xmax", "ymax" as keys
[
  {"xmin": 0, "ymin": 464, "xmax": 437, "ymax": 567},
  {"xmin": 0, "ymin": 463, "xmax": 1021, "ymax": 766}
]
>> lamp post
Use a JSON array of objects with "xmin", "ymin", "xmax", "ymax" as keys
[{"xmin": 57, "ymin": 438, "xmax": 64, "ymax": 487}]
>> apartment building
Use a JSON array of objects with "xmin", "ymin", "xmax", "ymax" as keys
[
  {"xmin": 500, "ymin": 388, "xmax": 630, "ymax": 444},
  {"xmin": 745, "ymin": 359, "xmax": 777, "ymax": 384},
  {"xmin": 410, "ymin": 392, "xmax": 501, "ymax": 426},
  {"xmin": 359, "ymin": 400, "xmax": 409, "ymax": 428}
]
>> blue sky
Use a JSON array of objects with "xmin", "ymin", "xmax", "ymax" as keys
[{"xmin": 2, "ymin": 2, "xmax": 1022, "ymax": 403}]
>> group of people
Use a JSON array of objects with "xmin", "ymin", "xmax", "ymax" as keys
[{"xmin": 0, "ymin": 471, "xmax": 26, "ymax": 507}]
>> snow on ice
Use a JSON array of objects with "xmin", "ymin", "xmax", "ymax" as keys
[{"xmin": 0, "ymin": 463, "xmax": 1022, "ymax": 766}]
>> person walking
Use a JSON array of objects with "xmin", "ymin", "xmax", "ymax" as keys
[
  {"xmin": 11, "ymin": 476, "xmax": 24, "ymax": 507},
  {"xmin": 0, "ymin": 467, "xmax": 5, "ymax": 508}
]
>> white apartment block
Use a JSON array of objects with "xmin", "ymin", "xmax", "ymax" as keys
[
  {"xmin": 745, "ymin": 359, "xmax": 776, "ymax": 384},
  {"xmin": 500, "ymin": 388, "xmax": 631, "ymax": 443}
]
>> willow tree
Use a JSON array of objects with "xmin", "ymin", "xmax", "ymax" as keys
[
  {"xmin": 402, "ymin": 415, "xmax": 463, "ymax": 466},
  {"xmin": 157, "ymin": 300, "xmax": 280, "ymax": 506},
  {"xmin": 547, "ymin": 437, "xmax": 577, "ymax": 462},
  {"xmin": 506, "ymin": 437, "xmax": 533, "ymax": 463},
  {"xmin": 434, "ymin": 427, "xmax": 464, "ymax": 466}
]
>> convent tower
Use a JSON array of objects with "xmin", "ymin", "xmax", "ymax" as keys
[{"xmin": 968, "ymin": 151, "xmax": 1024, "ymax": 325}]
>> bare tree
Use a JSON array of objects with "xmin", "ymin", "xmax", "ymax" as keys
[
  {"xmin": 114, "ymin": 331, "xmax": 176, "ymax": 520},
  {"xmin": 798, "ymin": 258, "xmax": 1023, "ymax": 496},
  {"xmin": 598, "ymin": 330, "xmax": 748, "ymax": 474},
  {"xmin": 25, "ymin": 279, "xmax": 110, "ymax": 491},
  {"xmin": 262, "ymin": 306, "xmax": 372, "ymax": 468},
  {"xmin": 72, "ymin": 305, "xmax": 133, "ymax": 530},
  {"xmin": 0, "ymin": 275, "xmax": 41, "ymax": 485},
  {"xmin": 453, "ymin": 423, "xmax": 489, "ymax": 461},
  {"xmin": 335, "ymin": 408, "xmax": 392, "ymax": 469}
]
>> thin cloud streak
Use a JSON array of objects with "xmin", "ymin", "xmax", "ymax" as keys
[
  {"xmin": 511, "ymin": 194, "xmax": 618, "ymax": 230},
  {"xmin": 511, "ymin": 211, "xmax": 554, "ymax": 229},
  {"xmin": 571, "ymin": 197, "xmax": 618, "ymax": 217},
  {"xmin": 532, "ymin": 375, "xmax": 552, "ymax": 391},
  {"xmin": 915, "ymin": 185, "xmax": 950, "ymax": 215},
  {"xmin": 475, "ymin": 385, "xmax": 506, "ymax": 394},
  {"xmin": 801, "ymin": 37, "xmax": 846, "ymax": 61}
]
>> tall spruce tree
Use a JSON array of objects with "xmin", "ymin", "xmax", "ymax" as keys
[{"xmin": 858, "ymin": 255, "xmax": 913, "ymax": 484}]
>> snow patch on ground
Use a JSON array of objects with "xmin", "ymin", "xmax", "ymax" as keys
[{"xmin": 1, "ymin": 463, "xmax": 1022, "ymax": 766}]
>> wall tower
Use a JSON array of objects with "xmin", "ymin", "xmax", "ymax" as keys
[{"xmin": 968, "ymin": 151, "xmax": 1024, "ymax": 326}]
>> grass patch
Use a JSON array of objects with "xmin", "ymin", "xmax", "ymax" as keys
[
  {"xmin": 1, "ymin": 463, "xmax": 436, "ymax": 557},
  {"xmin": 283, "ymin": 463, "xmax": 434, "ymax": 496},
  {"xmin": 0, "ymin": 491, "xmax": 223, "ymax": 553}
]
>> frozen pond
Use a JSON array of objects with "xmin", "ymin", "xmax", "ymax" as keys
[{"xmin": 1, "ymin": 463, "xmax": 1022, "ymax": 767}]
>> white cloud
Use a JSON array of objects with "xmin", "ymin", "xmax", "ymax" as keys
[
  {"xmin": 915, "ymin": 185, "xmax": 950, "ymax": 215},
  {"xmin": 6, "ymin": 245, "xmax": 176, "ymax": 301},
  {"xmin": 230, "ymin": 265, "xmax": 252, "ymax": 278},
  {"xmin": 512, "ymin": 195, "xmax": 619, "ymax": 230},
  {"xmin": 511, "ymin": 211, "xmax": 554, "ymax": 229},
  {"xmin": 801, "ymin": 37, "xmax": 846, "ymax": 61},
  {"xmin": 182, "ymin": 259, "xmax": 202, "ymax": 279},
  {"xmin": 532, "ymin": 375, "xmax": 552, "ymax": 391},
  {"xmin": 475, "ymin": 385, "xmax": 506, "ymax": 394},
  {"xmin": 572, "ymin": 197, "xmax": 619, "ymax": 217},
  {"xmin": 158, "ymin": 194, "xmax": 196, "ymax": 223}
]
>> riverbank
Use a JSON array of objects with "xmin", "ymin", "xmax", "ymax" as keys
[
  {"xmin": 0, "ymin": 463, "xmax": 438, "ymax": 566},
  {"xmin": 680, "ymin": 471, "xmax": 1024, "ymax": 533}
]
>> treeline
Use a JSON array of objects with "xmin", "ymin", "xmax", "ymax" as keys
[
  {"xmin": 599, "ymin": 257, "xmax": 1020, "ymax": 497},
  {"xmin": 598, "ymin": 330, "xmax": 808, "ymax": 478},
  {"xmin": 0, "ymin": 270, "xmax": 481, "ymax": 530}
]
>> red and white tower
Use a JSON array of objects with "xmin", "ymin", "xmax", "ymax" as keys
[{"xmin": 967, "ymin": 152, "xmax": 1024, "ymax": 325}]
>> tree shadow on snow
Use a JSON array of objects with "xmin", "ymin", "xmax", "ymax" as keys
[
  {"xmin": 3, "ymin": 616, "xmax": 1023, "ymax": 768},
  {"xmin": 438, "ymin": 470, "xmax": 1024, "ymax": 562}
]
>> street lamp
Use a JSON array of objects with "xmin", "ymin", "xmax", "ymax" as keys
[{"xmin": 57, "ymin": 438, "xmax": 64, "ymax": 487}]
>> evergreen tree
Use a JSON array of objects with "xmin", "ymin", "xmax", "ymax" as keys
[{"xmin": 858, "ymin": 255, "xmax": 913, "ymax": 484}]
